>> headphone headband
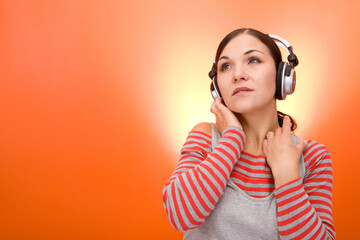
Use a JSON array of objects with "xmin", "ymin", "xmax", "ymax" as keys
[
  {"xmin": 268, "ymin": 34, "xmax": 298, "ymax": 67},
  {"xmin": 268, "ymin": 34, "xmax": 291, "ymax": 49}
]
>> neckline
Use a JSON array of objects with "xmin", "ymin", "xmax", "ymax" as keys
[{"xmin": 228, "ymin": 179, "xmax": 275, "ymax": 201}]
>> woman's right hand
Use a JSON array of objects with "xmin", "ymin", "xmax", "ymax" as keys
[{"xmin": 210, "ymin": 98, "xmax": 243, "ymax": 133}]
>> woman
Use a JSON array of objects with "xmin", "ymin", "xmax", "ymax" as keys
[{"xmin": 162, "ymin": 28, "xmax": 335, "ymax": 239}]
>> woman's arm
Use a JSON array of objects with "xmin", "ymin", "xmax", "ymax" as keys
[
  {"xmin": 274, "ymin": 141, "xmax": 335, "ymax": 239},
  {"xmin": 162, "ymin": 123, "xmax": 246, "ymax": 231}
]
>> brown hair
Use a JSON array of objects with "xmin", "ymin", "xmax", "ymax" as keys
[{"xmin": 213, "ymin": 28, "xmax": 297, "ymax": 131}]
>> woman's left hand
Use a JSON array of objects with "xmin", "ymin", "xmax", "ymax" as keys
[{"xmin": 263, "ymin": 116, "xmax": 307, "ymax": 188}]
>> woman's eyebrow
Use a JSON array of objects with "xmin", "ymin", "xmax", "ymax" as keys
[
  {"xmin": 244, "ymin": 49, "xmax": 264, "ymax": 55},
  {"xmin": 218, "ymin": 56, "xmax": 229, "ymax": 61},
  {"xmin": 218, "ymin": 49, "xmax": 264, "ymax": 61}
]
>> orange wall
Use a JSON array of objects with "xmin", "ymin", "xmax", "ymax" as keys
[{"xmin": 1, "ymin": 0, "xmax": 359, "ymax": 239}]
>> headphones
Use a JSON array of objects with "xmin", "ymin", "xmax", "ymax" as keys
[{"xmin": 209, "ymin": 34, "xmax": 299, "ymax": 101}]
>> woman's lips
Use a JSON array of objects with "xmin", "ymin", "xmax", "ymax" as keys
[{"xmin": 232, "ymin": 87, "xmax": 253, "ymax": 96}]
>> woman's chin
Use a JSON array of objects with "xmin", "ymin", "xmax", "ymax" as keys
[
  {"xmin": 227, "ymin": 98, "xmax": 276, "ymax": 115},
  {"xmin": 228, "ymin": 106, "xmax": 253, "ymax": 114}
]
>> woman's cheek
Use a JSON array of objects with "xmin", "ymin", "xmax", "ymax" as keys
[
  {"xmin": 218, "ymin": 77, "xmax": 230, "ymax": 99},
  {"xmin": 263, "ymin": 70, "xmax": 277, "ymax": 93}
]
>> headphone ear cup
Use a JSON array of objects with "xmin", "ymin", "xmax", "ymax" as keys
[
  {"xmin": 276, "ymin": 62, "xmax": 285, "ymax": 100},
  {"xmin": 210, "ymin": 76, "xmax": 222, "ymax": 100},
  {"xmin": 283, "ymin": 65, "xmax": 296, "ymax": 97}
]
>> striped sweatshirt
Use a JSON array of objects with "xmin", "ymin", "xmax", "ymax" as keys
[{"xmin": 162, "ymin": 126, "xmax": 335, "ymax": 239}]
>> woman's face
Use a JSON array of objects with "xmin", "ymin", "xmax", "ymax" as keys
[{"xmin": 217, "ymin": 33, "xmax": 277, "ymax": 114}]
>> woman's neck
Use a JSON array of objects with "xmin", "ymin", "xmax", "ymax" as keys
[{"xmin": 235, "ymin": 107, "xmax": 279, "ymax": 156}]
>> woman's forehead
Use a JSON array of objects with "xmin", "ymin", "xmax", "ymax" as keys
[{"xmin": 220, "ymin": 34, "xmax": 270, "ymax": 57}]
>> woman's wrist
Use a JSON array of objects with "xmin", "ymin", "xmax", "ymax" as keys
[
  {"xmin": 272, "ymin": 165, "xmax": 300, "ymax": 189},
  {"xmin": 222, "ymin": 125, "xmax": 244, "ymax": 134}
]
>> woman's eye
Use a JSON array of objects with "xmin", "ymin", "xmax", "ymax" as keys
[
  {"xmin": 249, "ymin": 57, "xmax": 261, "ymax": 64},
  {"xmin": 220, "ymin": 63, "xmax": 231, "ymax": 71}
]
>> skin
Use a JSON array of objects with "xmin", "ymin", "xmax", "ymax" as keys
[{"xmin": 201, "ymin": 33, "xmax": 306, "ymax": 188}]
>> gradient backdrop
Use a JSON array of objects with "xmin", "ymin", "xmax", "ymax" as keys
[{"xmin": 1, "ymin": 0, "xmax": 359, "ymax": 239}]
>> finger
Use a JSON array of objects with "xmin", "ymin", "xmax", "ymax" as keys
[
  {"xmin": 282, "ymin": 115, "xmax": 292, "ymax": 133},
  {"xmin": 296, "ymin": 139, "xmax": 307, "ymax": 153},
  {"xmin": 297, "ymin": 139, "xmax": 309, "ymax": 150},
  {"xmin": 211, "ymin": 97, "xmax": 222, "ymax": 111},
  {"xmin": 214, "ymin": 97, "xmax": 223, "ymax": 105},
  {"xmin": 211, "ymin": 99, "xmax": 225, "ymax": 120},
  {"xmin": 210, "ymin": 102, "xmax": 219, "ymax": 116},
  {"xmin": 263, "ymin": 139, "xmax": 268, "ymax": 153},
  {"xmin": 263, "ymin": 139, "xmax": 268, "ymax": 147},
  {"xmin": 214, "ymin": 98, "xmax": 226, "ymax": 111},
  {"xmin": 210, "ymin": 102, "xmax": 216, "ymax": 114},
  {"xmin": 266, "ymin": 131, "xmax": 274, "ymax": 139},
  {"xmin": 275, "ymin": 127, "xmax": 282, "ymax": 136}
]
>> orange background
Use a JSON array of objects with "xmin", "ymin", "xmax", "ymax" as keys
[{"xmin": 1, "ymin": 0, "xmax": 359, "ymax": 239}]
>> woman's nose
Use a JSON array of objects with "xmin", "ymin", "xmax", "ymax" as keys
[{"xmin": 233, "ymin": 66, "xmax": 249, "ymax": 82}]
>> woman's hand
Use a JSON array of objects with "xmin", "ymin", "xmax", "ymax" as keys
[
  {"xmin": 210, "ymin": 98, "xmax": 243, "ymax": 133},
  {"xmin": 263, "ymin": 116, "xmax": 307, "ymax": 188}
]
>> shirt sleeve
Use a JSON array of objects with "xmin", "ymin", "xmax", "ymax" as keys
[
  {"xmin": 274, "ymin": 141, "xmax": 335, "ymax": 239},
  {"xmin": 162, "ymin": 126, "xmax": 246, "ymax": 231}
]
